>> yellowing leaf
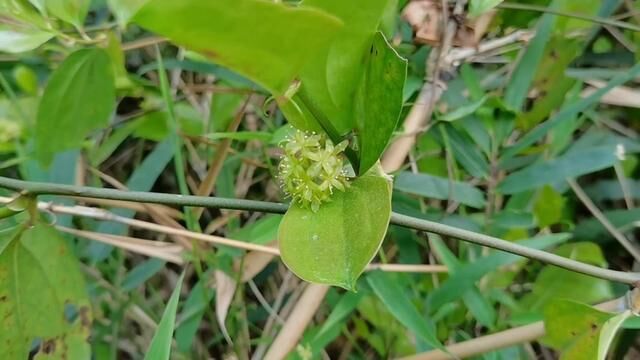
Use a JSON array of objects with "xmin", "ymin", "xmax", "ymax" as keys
[
  {"xmin": 0, "ymin": 225, "xmax": 91, "ymax": 358},
  {"xmin": 544, "ymin": 300, "xmax": 614, "ymax": 360}
]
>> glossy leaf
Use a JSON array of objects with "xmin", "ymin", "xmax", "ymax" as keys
[
  {"xmin": 367, "ymin": 271, "xmax": 444, "ymax": 350},
  {"xmin": 144, "ymin": 272, "xmax": 185, "ymax": 360},
  {"xmin": 279, "ymin": 165, "xmax": 392, "ymax": 290},
  {"xmin": 0, "ymin": 225, "xmax": 92, "ymax": 358},
  {"xmin": 134, "ymin": 0, "xmax": 342, "ymax": 95},
  {"xmin": 394, "ymin": 171, "xmax": 486, "ymax": 209},
  {"xmin": 299, "ymin": 0, "xmax": 390, "ymax": 134},
  {"xmin": 355, "ymin": 31, "xmax": 407, "ymax": 174},
  {"xmin": 543, "ymin": 300, "xmax": 613, "ymax": 360},
  {"xmin": 35, "ymin": 48, "xmax": 115, "ymax": 165}
]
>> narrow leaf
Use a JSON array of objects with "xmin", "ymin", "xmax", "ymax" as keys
[
  {"xmin": 502, "ymin": 63, "xmax": 640, "ymax": 160},
  {"xmin": 394, "ymin": 171, "xmax": 486, "ymax": 209},
  {"xmin": 367, "ymin": 271, "xmax": 444, "ymax": 350},
  {"xmin": 439, "ymin": 95, "xmax": 488, "ymax": 122},
  {"xmin": 499, "ymin": 146, "xmax": 618, "ymax": 194},
  {"xmin": 144, "ymin": 271, "xmax": 185, "ymax": 360},
  {"xmin": 355, "ymin": 31, "xmax": 407, "ymax": 174}
]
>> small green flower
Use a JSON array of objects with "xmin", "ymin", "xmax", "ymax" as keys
[{"xmin": 277, "ymin": 129, "xmax": 350, "ymax": 212}]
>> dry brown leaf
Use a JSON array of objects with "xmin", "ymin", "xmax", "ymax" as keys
[
  {"xmin": 215, "ymin": 270, "xmax": 238, "ymax": 345},
  {"xmin": 582, "ymin": 79, "xmax": 640, "ymax": 108},
  {"xmin": 402, "ymin": 0, "xmax": 494, "ymax": 47}
]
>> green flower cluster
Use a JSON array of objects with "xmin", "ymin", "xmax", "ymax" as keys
[{"xmin": 278, "ymin": 129, "xmax": 350, "ymax": 212}]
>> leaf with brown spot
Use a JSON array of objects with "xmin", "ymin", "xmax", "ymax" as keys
[
  {"xmin": 543, "ymin": 299, "xmax": 614, "ymax": 360},
  {"xmin": 0, "ymin": 224, "xmax": 91, "ymax": 359}
]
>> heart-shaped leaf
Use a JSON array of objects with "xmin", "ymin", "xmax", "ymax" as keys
[{"xmin": 278, "ymin": 165, "xmax": 392, "ymax": 290}]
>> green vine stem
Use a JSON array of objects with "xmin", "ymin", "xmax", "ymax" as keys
[{"xmin": 0, "ymin": 176, "xmax": 638, "ymax": 285}]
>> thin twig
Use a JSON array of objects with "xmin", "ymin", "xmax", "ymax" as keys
[
  {"xmin": 497, "ymin": 2, "xmax": 640, "ymax": 32},
  {"xmin": 1, "ymin": 177, "xmax": 639, "ymax": 284},
  {"xmin": 568, "ymin": 179, "xmax": 640, "ymax": 262}
]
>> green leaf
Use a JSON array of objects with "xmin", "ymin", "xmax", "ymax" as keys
[
  {"xmin": 502, "ymin": 63, "xmax": 640, "ymax": 160},
  {"xmin": 367, "ymin": 270, "xmax": 444, "ymax": 351},
  {"xmin": 205, "ymin": 131, "xmax": 273, "ymax": 142},
  {"xmin": 107, "ymin": 0, "xmax": 149, "ymax": 27},
  {"xmin": 468, "ymin": 0, "xmax": 503, "ymax": 17},
  {"xmin": 394, "ymin": 171, "xmax": 486, "ymax": 209},
  {"xmin": 314, "ymin": 291, "xmax": 363, "ymax": 341},
  {"xmin": 503, "ymin": 12, "xmax": 555, "ymax": 112},
  {"xmin": 499, "ymin": 146, "xmax": 619, "ymax": 194},
  {"xmin": 0, "ymin": 26, "xmax": 53, "ymax": 53},
  {"xmin": 144, "ymin": 271, "xmax": 185, "ymax": 360},
  {"xmin": 0, "ymin": 224, "xmax": 92, "ymax": 358},
  {"xmin": 355, "ymin": 31, "xmax": 407, "ymax": 174},
  {"xmin": 278, "ymin": 165, "xmax": 392, "ymax": 290},
  {"xmin": 520, "ymin": 243, "xmax": 613, "ymax": 313},
  {"xmin": 428, "ymin": 233, "xmax": 570, "ymax": 309},
  {"xmin": 533, "ymin": 185, "xmax": 566, "ymax": 227},
  {"xmin": 574, "ymin": 208, "xmax": 640, "ymax": 241},
  {"xmin": 437, "ymin": 124, "xmax": 490, "ymax": 178},
  {"xmin": 598, "ymin": 310, "xmax": 632, "ymax": 360},
  {"xmin": 121, "ymin": 258, "xmax": 166, "ymax": 292},
  {"xmin": 13, "ymin": 65, "xmax": 38, "ymax": 95},
  {"xmin": 35, "ymin": 48, "xmax": 115, "ymax": 165},
  {"xmin": 28, "ymin": 0, "xmax": 46, "ymax": 14},
  {"xmin": 298, "ymin": 0, "xmax": 390, "ymax": 134},
  {"xmin": 430, "ymin": 235, "xmax": 496, "ymax": 327},
  {"xmin": 46, "ymin": 0, "xmax": 90, "ymax": 28},
  {"xmin": 543, "ymin": 300, "xmax": 614, "ymax": 360},
  {"xmin": 134, "ymin": 0, "xmax": 342, "ymax": 95},
  {"xmin": 439, "ymin": 95, "xmax": 488, "ymax": 122}
]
